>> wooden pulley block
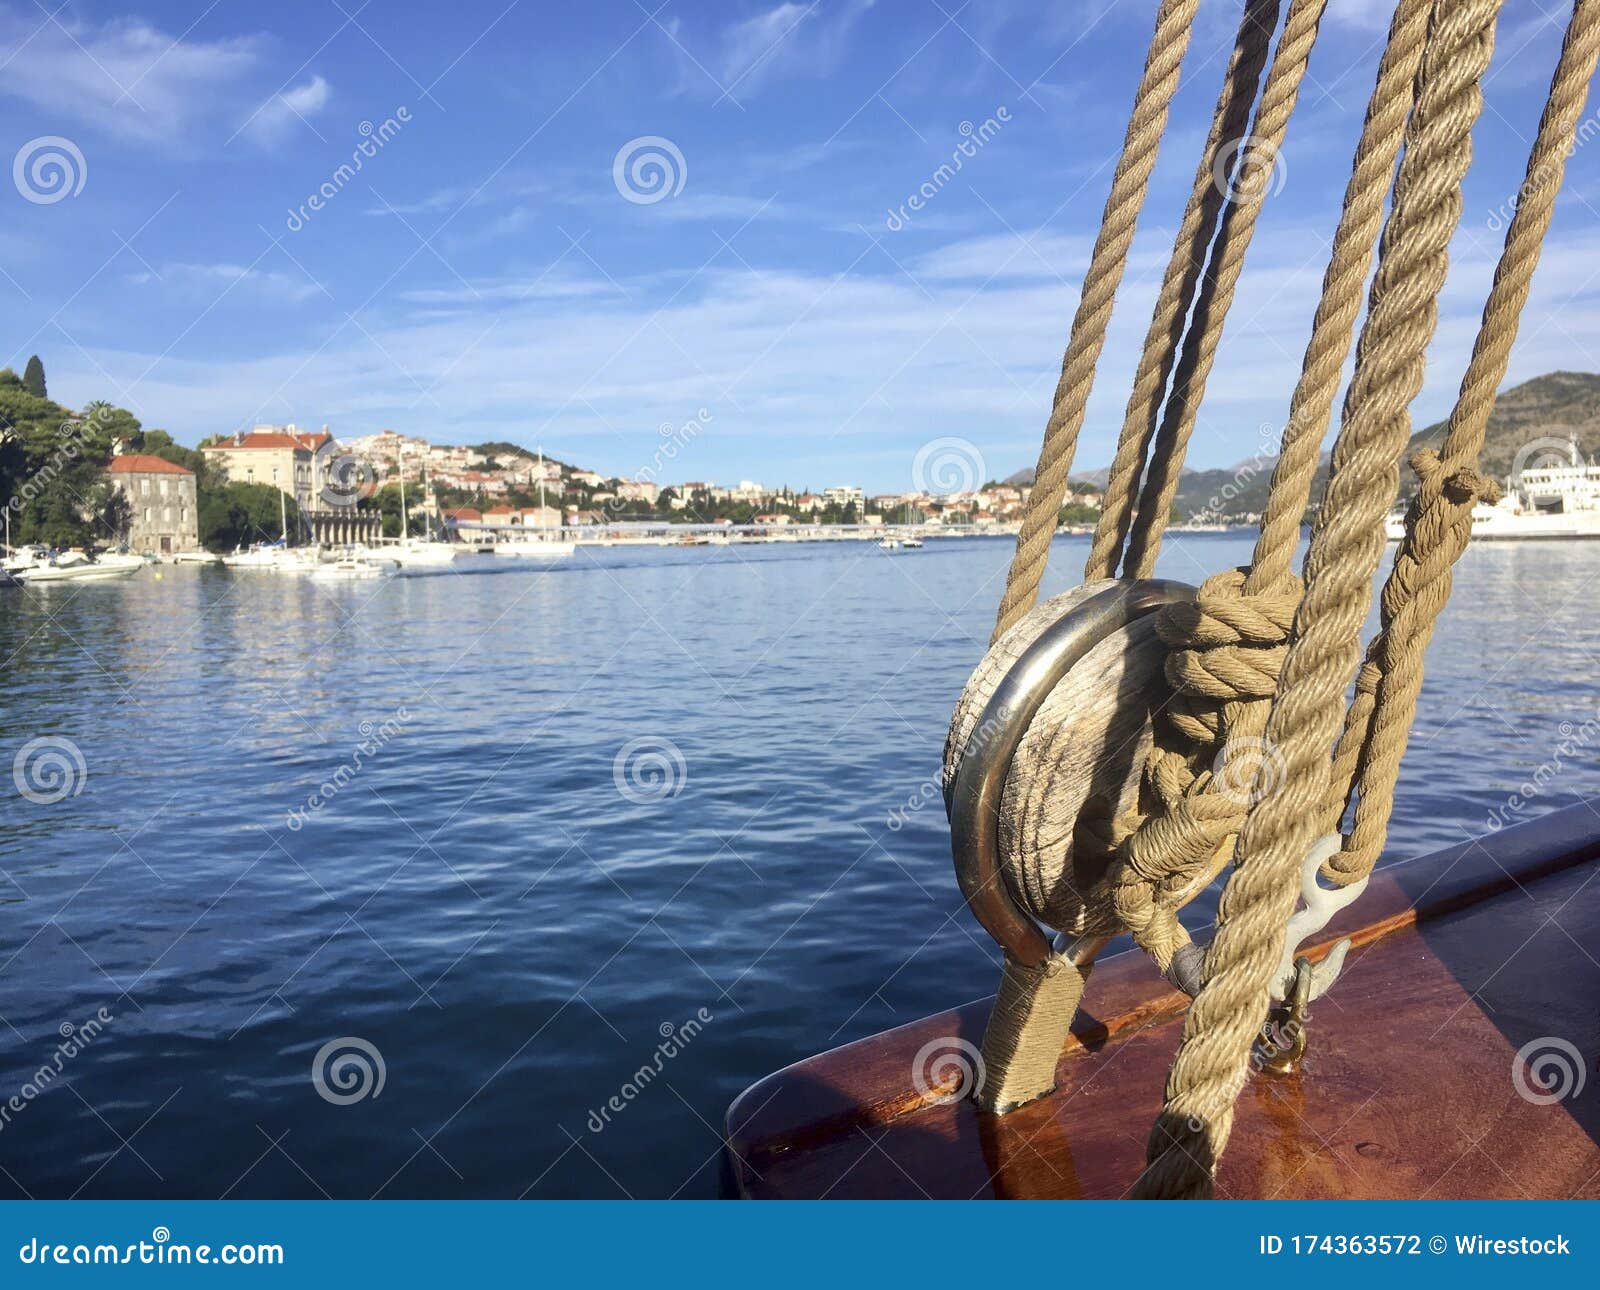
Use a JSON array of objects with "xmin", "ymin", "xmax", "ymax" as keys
[{"xmin": 944, "ymin": 579, "xmax": 1198, "ymax": 967}]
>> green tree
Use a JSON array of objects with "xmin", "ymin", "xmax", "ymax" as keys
[
  {"xmin": 22, "ymin": 355, "xmax": 46, "ymax": 399},
  {"xmin": 198, "ymin": 482, "xmax": 303, "ymax": 552},
  {"xmin": 0, "ymin": 383, "xmax": 141, "ymax": 549}
]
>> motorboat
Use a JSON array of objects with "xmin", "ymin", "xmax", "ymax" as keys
[
  {"xmin": 311, "ymin": 557, "xmax": 386, "ymax": 582},
  {"xmin": 12, "ymin": 550, "xmax": 143, "ymax": 583}
]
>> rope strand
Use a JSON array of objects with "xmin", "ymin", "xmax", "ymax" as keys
[
  {"xmin": 1082, "ymin": 0, "xmax": 1284, "ymax": 587},
  {"xmin": 989, "ymin": 0, "xmax": 1204, "ymax": 641},
  {"xmin": 1134, "ymin": 0, "xmax": 1506, "ymax": 1200}
]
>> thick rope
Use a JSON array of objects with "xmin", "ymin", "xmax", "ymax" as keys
[
  {"xmin": 1135, "ymin": 0, "xmax": 1506, "ymax": 1200},
  {"xmin": 1106, "ymin": 0, "xmax": 1437, "ymax": 964},
  {"xmin": 989, "ymin": 0, "xmax": 1203, "ymax": 642},
  {"xmin": 1324, "ymin": 0, "xmax": 1600, "ymax": 883},
  {"xmin": 1121, "ymin": 0, "xmax": 1330, "ymax": 579},
  {"xmin": 1082, "ymin": 0, "xmax": 1283, "ymax": 587}
]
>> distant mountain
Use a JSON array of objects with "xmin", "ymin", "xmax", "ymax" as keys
[
  {"xmin": 1003, "ymin": 371, "xmax": 1599, "ymax": 519},
  {"xmin": 1405, "ymin": 369, "xmax": 1599, "ymax": 477}
]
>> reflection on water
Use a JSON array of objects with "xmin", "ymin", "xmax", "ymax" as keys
[{"xmin": 1, "ymin": 535, "xmax": 1596, "ymax": 1196}]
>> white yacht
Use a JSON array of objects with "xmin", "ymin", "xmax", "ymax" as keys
[
  {"xmin": 221, "ymin": 491, "xmax": 326, "ymax": 570},
  {"xmin": 494, "ymin": 446, "xmax": 574, "ymax": 559},
  {"xmin": 311, "ymin": 556, "xmax": 386, "ymax": 582},
  {"xmin": 223, "ymin": 543, "xmax": 325, "ymax": 572},
  {"xmin": 1385, "ymin": 437, "xmax": 1600, "ymax": 541},
  {"xmin": 386, "ymin": 450, "xmax": 462, "ymax": 570},
  {"xmin": 12, "ymin": 549, "xmax": 144, "ymax": 583}
]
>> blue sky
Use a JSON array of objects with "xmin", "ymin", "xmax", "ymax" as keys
[{"xmin": 3, "ymin": 0, "xmax": 1598, "ymax": 492}]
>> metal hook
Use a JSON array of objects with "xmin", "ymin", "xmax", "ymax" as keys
[{"xmin": 1271, "ymin": 833, "xmax": 1367, "ymax": 1002}]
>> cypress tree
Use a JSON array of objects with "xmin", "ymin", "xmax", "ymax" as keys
[{"xmin": 22, "ymin": 354, "xmax": 46, "ymax": 398}]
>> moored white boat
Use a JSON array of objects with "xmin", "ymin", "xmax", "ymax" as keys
[
  {"xmin": 13, "ymin": 550, "xmax": 144, "ymax": 583},
  {"xmin": 311, "ymin": 556, "xmax": 386, "ymax": 582},
  {"xmin": 1387, "ymin": 437, "xmax": 1600, "ymax": 541},
  {"xmin": 493, "ymin": 538, "xmax": 575, "ymax": 559}
]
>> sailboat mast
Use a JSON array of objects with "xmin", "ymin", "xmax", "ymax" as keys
[{"xmin": 399, "ymin": 448, "xmax": 410, "ymax": 542}]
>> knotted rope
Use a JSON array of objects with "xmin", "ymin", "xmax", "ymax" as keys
[
  {"xmin": 1323, "ymin": 0, "xmax": 1600, "ymax": 883},
  {"xmin": 1101, "ymin": 0, "xmax": 1430, "ymax": 972},
  {"xmin": 959, "ymin": 0, "xmax": 1595, "ymax": 1198},
  {"xmin": 1134, "ymin": 0, "xmax": 1508, "ymax": 1200}
]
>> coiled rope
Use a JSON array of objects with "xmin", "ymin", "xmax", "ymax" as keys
[{"xmin": 967, "ymin": 0, "xmax": 1598, "ymax": 1199}]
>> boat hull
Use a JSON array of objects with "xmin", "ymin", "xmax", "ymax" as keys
[{"xmin": 725, "ymin": 802, "xmax": 1600, "ymax": 1199}]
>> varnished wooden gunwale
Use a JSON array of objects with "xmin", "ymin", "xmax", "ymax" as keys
[{"xmin": 726, "ymin": 801, "xmax": 1600, "ymax": 1199}]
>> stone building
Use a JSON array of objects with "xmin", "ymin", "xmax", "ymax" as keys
[
  {"xmin": 108, "ymin": 454, "xmax": 200, "ymax": 556},
  {"xmin": 201, "ymin": 424, "xmax": 380, "ymax": 546}
]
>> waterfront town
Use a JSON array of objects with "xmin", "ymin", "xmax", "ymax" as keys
[{"xmin": 2, "ymin": 355, "xmax": 1117, "ymax": 570}]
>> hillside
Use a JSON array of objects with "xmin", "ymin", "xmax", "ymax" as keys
[{"xmin": 1005, "ymin": 371, "xmax": 1599, "ymax": 520}]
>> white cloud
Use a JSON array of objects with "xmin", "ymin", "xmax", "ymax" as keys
[
  {"xmin": 0, "ymin": 9, "xmax": 259, "ymax": 144},
  {"xmin": 0, "ymin": 7, "xmax": 326, "ymax": 150},
  {"xmin": 128, "ymin": 262, "xmax": 323, "ymax": 304},
  {"xmin": 241, "ymin": 75, "xmax": 332, "ymax": 145},
  {"xmin": 50, "ymin": 215, "xmax": 1600, "ymax": 490},
  {"xmin": 667, "ymin": 0, "xmax": 874, "ymax": 99}
]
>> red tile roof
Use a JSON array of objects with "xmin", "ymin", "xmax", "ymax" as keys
[
  {"xmin": 205, "ymin": 430, "xmax": 328, "ymax": 452},
  {"xmin": 108, "ymin": 453, "xmax": 193, "ymax": 476}
]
